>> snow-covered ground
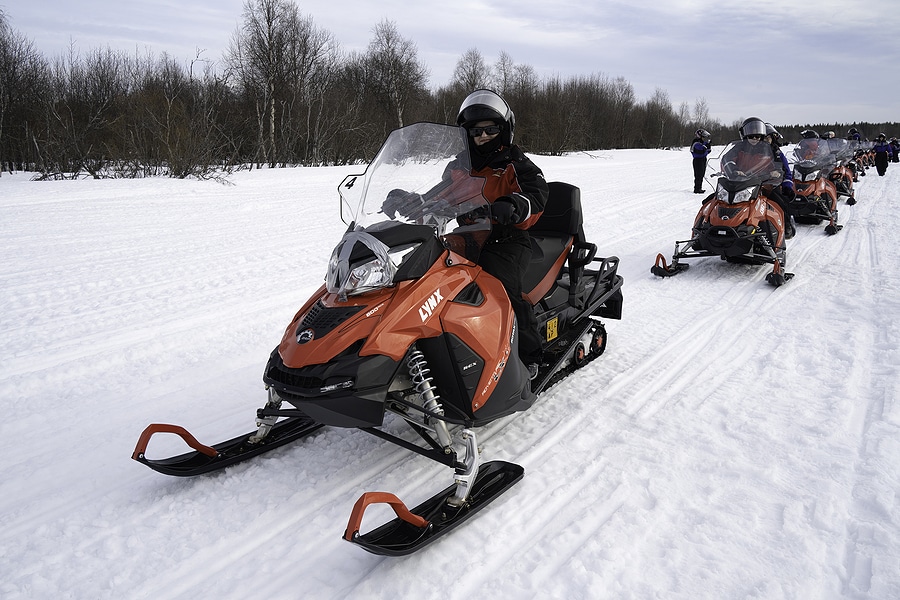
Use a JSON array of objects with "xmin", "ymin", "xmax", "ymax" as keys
[{"xmin": 2, "ymin": 146, "xmax": 898, "ymax": 599}]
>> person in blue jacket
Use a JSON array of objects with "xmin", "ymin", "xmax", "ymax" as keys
[
  {"xmin": 890, "ymin": 137, "xmax": 899, "ymax": 163},
  {"xmin": 872, "ymin": 133, "xmax": 893, "ymax": 176},
  {"xmin": 690, "ymin": 128, "xmax": 712, "ymax": 193},
  {"xmin": 763, "ymin": 121, "xmax": 796, "ymax": 239},
  {"xmin": 847, "ymin": 127, "xmax": 862, "ymax": 142}
]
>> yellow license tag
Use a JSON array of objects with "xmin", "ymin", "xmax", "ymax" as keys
[{"xmin": 546, "ymin": 317, "xmax": 558, "ymax": 341}]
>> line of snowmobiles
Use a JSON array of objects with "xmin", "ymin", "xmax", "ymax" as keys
[
  {"xmin": 652, "ymin": 137, "xmax": 860, "ymax": 286},
  {"xmin": 652, "ymin": 138, "xmax": 796, "ymax": 286},
  {"xmin": 132, "ymin": 122, "xmax": 624, "ymax": 556}
]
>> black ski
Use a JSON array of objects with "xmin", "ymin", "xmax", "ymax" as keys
[
  {"xmin": 132, "ymin": 416, "xmax": 323, "ymax": 477},
  {"xmin": 343, "ymin": 460, "xmax": 524, "ymax": 556}
]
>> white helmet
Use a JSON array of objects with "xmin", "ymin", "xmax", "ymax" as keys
[{"xmin": 457, "ymin": 89, "xmax": 515, "ymax": 144}]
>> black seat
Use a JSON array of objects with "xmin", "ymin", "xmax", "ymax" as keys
[
  {"xmin": 530, "ymin": 182, "xmax": 584, "ymax": 237},
  {"xmin": 523, "ymin": 182, "xmax": 583, "ymax": 302}
]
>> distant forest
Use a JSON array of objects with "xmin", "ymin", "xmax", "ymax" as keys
[{"xmin": 1, "ymin": 3, "xmax": 896, "ymax": 179}]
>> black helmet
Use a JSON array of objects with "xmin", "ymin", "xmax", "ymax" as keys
[
  {"xmin": 695, "ymin": 128, "xmax": 711, "ymax": 142},
  {"xmin": 457, "ymin": 89, "xmax": 515, "ymax": 144},
  {"xmin": 876, "ymin": 132, "xmax": 887, "ymax": 141},
  {"xmin": 739, "ymin": 117, "xmax": 767, "ymax": 139},
  {"xmin": 800, "ymin": 129, "xmax": 820, "ymax": 139},
  {"xmin": 848, "ymin": 127, "xmax": 859, "ymax": 135}
]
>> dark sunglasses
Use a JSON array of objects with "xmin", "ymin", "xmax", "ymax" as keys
[
  {"xmin": 468, "ymin": 125, "xmax": 501, "ymax": 137},
  {"xmin": 746, "ymin": 134, "xmax": 765, "ymax": 140}
]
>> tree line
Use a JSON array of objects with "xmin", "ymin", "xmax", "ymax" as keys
[{"xmin": 0, "ymin": 3, "xmax": 895, "ymax": 180}]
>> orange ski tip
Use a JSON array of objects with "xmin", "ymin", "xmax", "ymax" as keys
[
  {"xmin": 653, "ymin": 253, "xmax": 669, "ymax": 271},
  {"xmin": 343, "ymin": 491, "xmax": 429, "ymax": 541},
  {"xmin": 132, "ymin": 423, "xmax": 218, "ymax": 460}
]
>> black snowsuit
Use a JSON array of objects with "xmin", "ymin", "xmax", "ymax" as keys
[{"xmin": 469, "ymin": 142, "xmax": 549, "ymax": 365}]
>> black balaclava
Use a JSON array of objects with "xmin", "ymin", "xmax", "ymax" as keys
[{"xmin": 468, "ymin": 121, "xmax": 506, "ymax": 170}]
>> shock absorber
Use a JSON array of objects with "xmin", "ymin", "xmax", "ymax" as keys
[
  {"xmin": 406, "ymin": 348, "xmax": 453, "ymax": 450},
  {"xmin": 249, "ymin": 387, "xmax": 282, "ymax": 444}
]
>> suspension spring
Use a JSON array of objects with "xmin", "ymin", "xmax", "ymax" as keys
[
  {"xmin": 407, "ymin": 349, "xmax": 441, "ymax": 414},
  {"xmin": 406, "ymin": 348, "xmax": 452, "ymax": 449}
]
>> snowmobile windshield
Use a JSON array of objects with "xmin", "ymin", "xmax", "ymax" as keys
[
  {"xmin": 718, "ymin": 140, "xmax": 783, "ymax": 186},
  {"xmin": 792, "ymin": 139, "xmax": 836, "ymax": 171},
  {"xmin": 824, "ymin": 138, "xmax": 854, "ymax": 164},
  {"xmin": 337, "ymin": 122, "xmax": 490, "ymax": 238}
]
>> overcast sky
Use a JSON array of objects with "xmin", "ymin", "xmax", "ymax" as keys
[{"xmin": 6, "ymin": 0, "xmax": 899, "ymax": 129}]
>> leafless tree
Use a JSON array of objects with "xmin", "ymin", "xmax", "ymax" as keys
[
  {"xmin": 451, "ymin": 48, "xmax": 490, "ymax": 93},
  {"xmin": 644, "ymin": 88, "xmax": 673, "ymax": 148},
  {"xmin": 363, "ymin": 20, "xmax": 429, "ymax": 130},
  {"xmin": 693, "ymin": 97, "xmax": 710, "ymax": 129},
  {"xmin": 228, "ymin": 0, "xmax": 289, "ymax": 166},
  {"xmin": 227, "ymin": 0, "xmax": 341, "ymax": 167},
  {"xmin": 0, "ymin": 10, "xmax": 47, "ymax": 173}
]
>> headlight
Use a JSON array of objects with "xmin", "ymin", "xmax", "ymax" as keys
[
  {"xmin": 338, "ymin": 257, "xmax": 394, "ymax": 295},
  {"xmin": 730, "ymin": 188, "xmax": 753, "ymax": 204},
  {"xmin": 716, "ymin": 185, "xmax": 729, "ymax": 203},
  {"xmin": 801, "ymin": 170, "xmax": 820, "ymax": 182},
  {"xmin": 326, "ymin": 230, "xmax": 399, "ymax": 299}
]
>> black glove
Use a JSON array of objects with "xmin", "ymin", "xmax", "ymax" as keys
[
  {"xmin": 491, "ymin": 198, "xmax": 518, "ymax": 225},
  {"xmin": 382, "ymin": 189, "xmax": 422, "ymax": 219},
  {"xmin": 780, "ymin": 183, "xmax": 796, "ymax": 200}
]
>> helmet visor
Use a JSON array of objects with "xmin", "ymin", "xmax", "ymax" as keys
[
  {"xmin": 458, "ymin": 89, "xmax": 511, "ymax": 126},
  {"xmin": 742, "ymin": 120, "xmax": 767, "ymax": 138}
]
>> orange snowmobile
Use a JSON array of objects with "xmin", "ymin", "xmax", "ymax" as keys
[
  {"xmin": 131, "ymin": 122, "xmax": 623, "ymax": 556},
  {"xmin": 652, "ymin": 139, "xmax": 793, "ymax": 286},
  {"xmin": 789, "ymin": 140, "xmax": 842, "ymax": 234}
]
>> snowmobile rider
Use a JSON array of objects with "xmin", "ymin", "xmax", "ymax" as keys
[
  {"xmin": 762, "ymin": 121, "xmax": 796, "ymax": 239},
  {"xmin": 720, "ymin": 117, "xmax": 796, "ymax": 238},
  {"xmin": 455, "ymin": 89, "xmax": 549, "ymax": 378},
  {"xmin": 796, "ymin": 129, "xmax": 821, "ymax": 161},
  {"xmin": 690, "ymin": 128, "xmax": 712, "ymax": 194},
  {"xmin": 380, "ymin": 89, "xmax": 549, "ymax": 378},
  {"xmin": 890, "ymin": 137, "xmax": 900, "ymax": 163}
]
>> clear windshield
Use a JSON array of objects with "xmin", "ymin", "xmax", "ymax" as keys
[
  {"xmin": 338, "ymin": 123, "xmax": 490, "ymax": 237},
  {"xmin": 823, "ymin": 138, "xmax": 855, "ymax": 164},
  {"xmin": 792, "ymin": 138, "xmax": 836, "ymax": 170},
  {"xmin": 718, "ymin": 139, "xmax": 783, "ymax": 185}
]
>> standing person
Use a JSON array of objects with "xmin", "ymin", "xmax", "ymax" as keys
[
  {"xmin": 847, "ymin": 127, "xmax": 862, "ymax": 142},
  {"xmin": 690, "ymin": 128, "xmax": 712, "ymax": 193},
  {"xmin": 456, "ymin": 89, "xmax": 549, "ymax": 377},
  {"xmin": 872, "ymin": 133, "xmax": 893, "ymax": 176},
  {"xmin": 890, "ymin": 137, "xmax": 900, "ymax": 163}
]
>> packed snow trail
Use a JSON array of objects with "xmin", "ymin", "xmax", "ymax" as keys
[{"xmin": 1, "ymin": 150, "xmax": 898, "ymax": 599}]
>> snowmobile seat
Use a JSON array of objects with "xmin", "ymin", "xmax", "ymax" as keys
[
  {"xmin": 530, "ymin": 182, "xmax": 584, "ymax": 237},
  {"xmin": 523, "ymin": 182, "xmax": 585, "ymax": 304}
]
